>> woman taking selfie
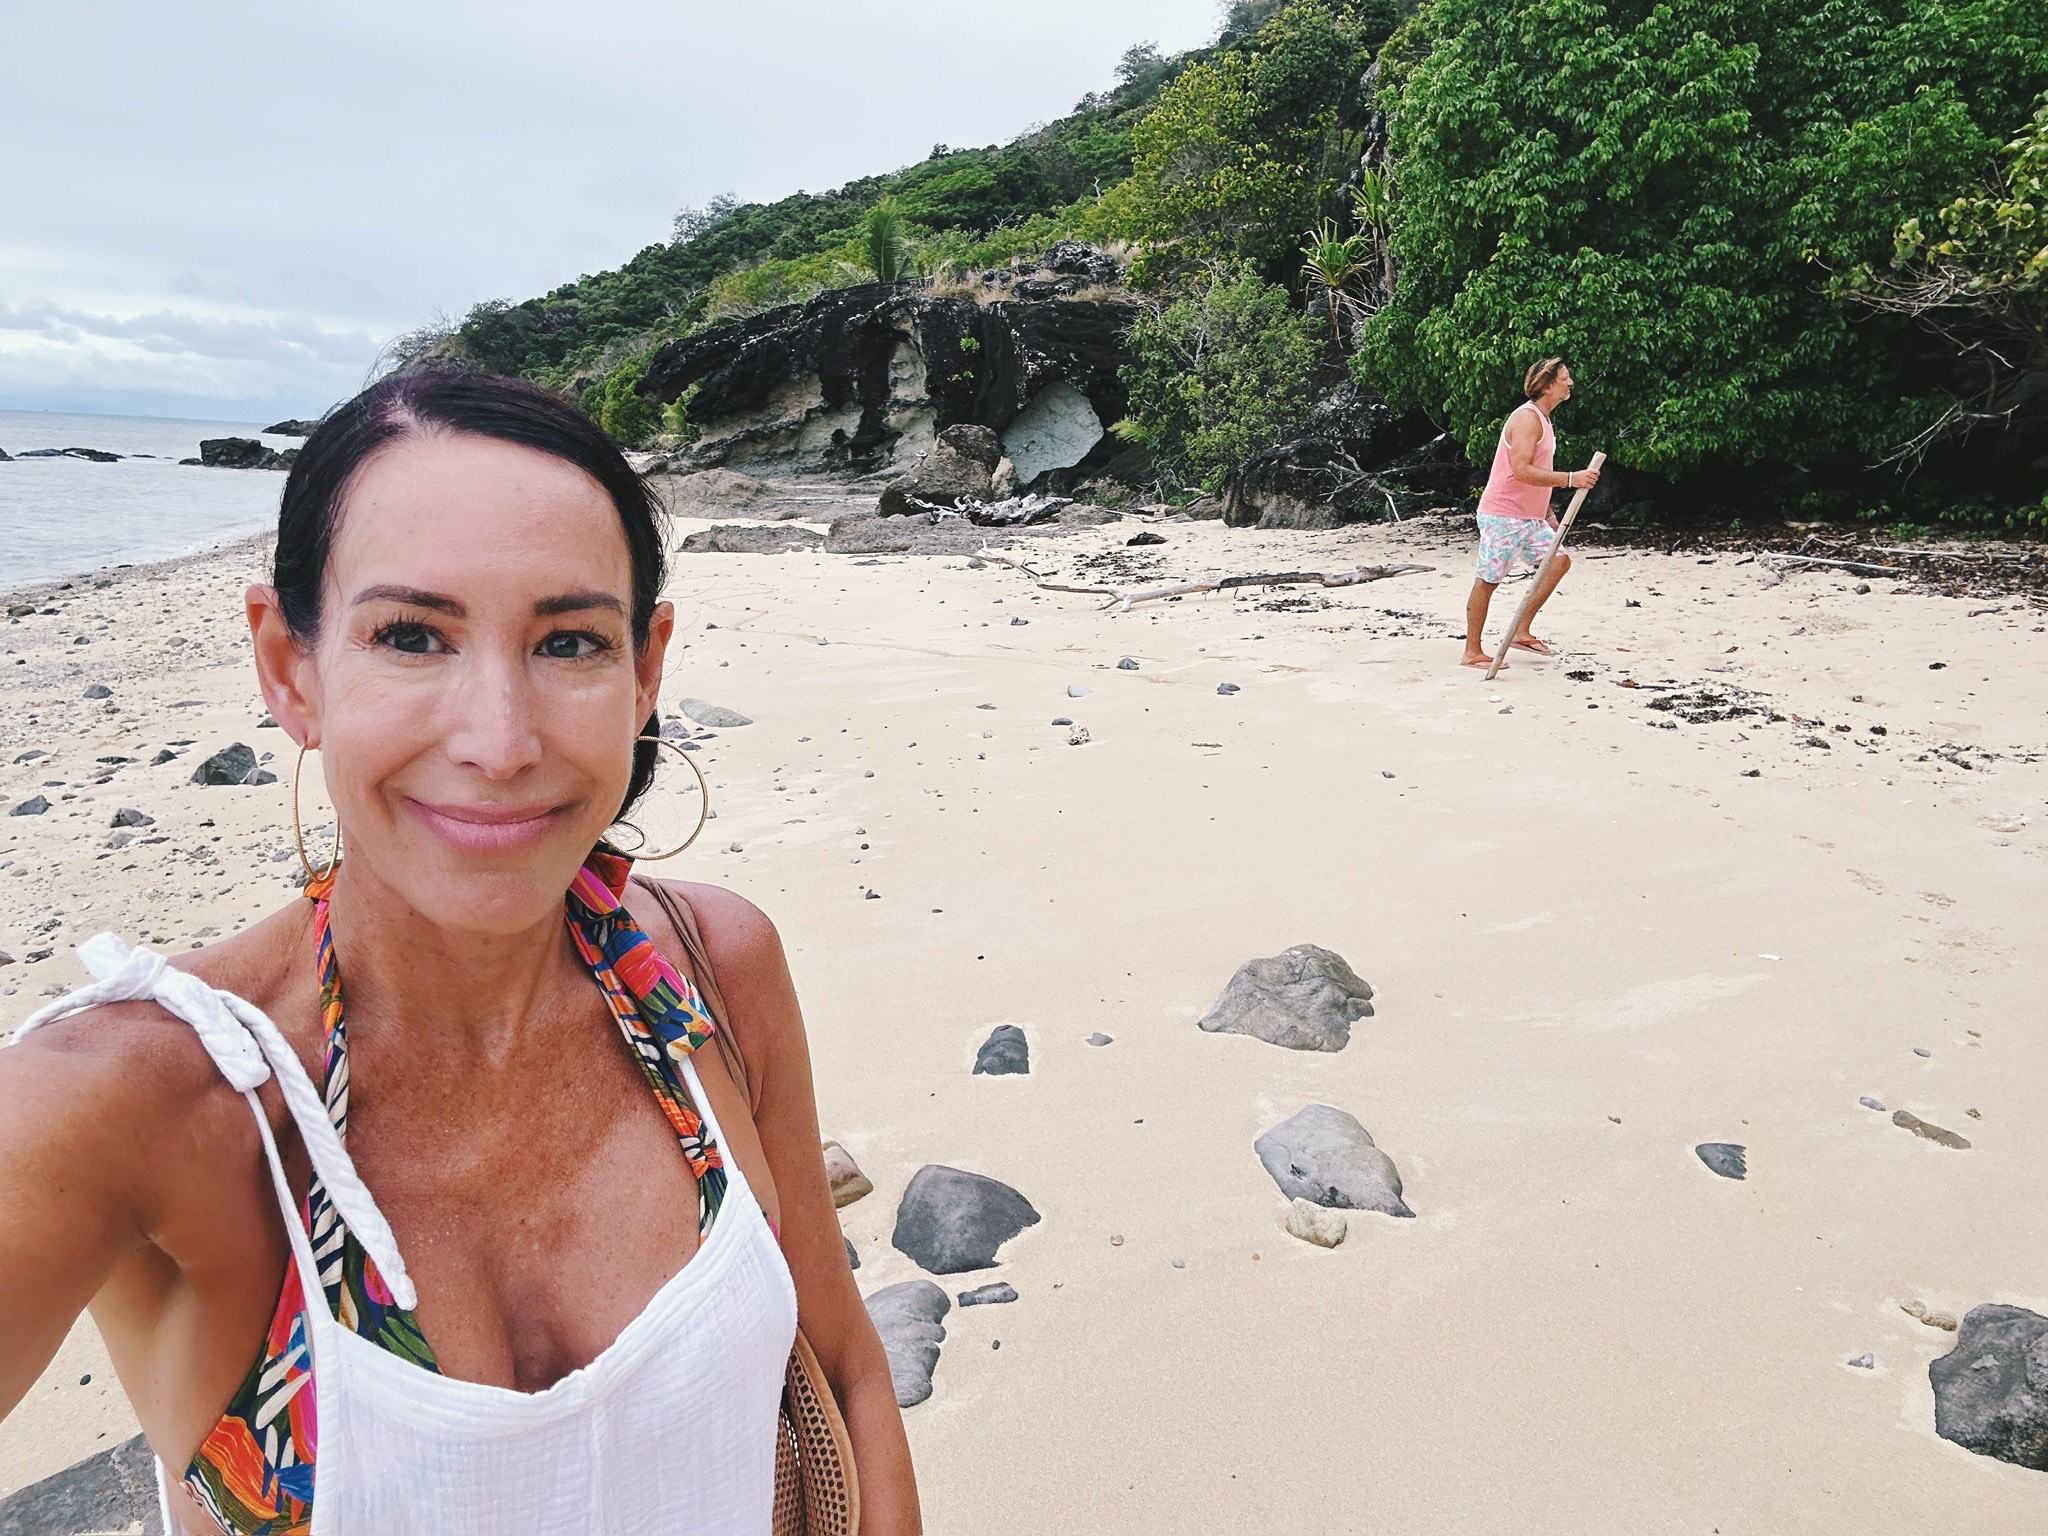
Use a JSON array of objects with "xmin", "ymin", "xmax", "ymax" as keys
[{"xmin": 0, "ymin": 370, "xmax": 917, "ymax": 1534}]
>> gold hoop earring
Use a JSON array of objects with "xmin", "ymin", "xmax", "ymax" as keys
[
  {"xmin": 625, "ymin": 734, "xmax": 710, "ymax": 860},
  {"xmin": 293, "ymin": 743, "xmax": 342, "ymax": 882}
]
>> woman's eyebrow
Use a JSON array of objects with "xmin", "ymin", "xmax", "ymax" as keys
[
  {"xmin": 352, "ymin": 584, "xmax": 461, "ymax": 613},
  {"xmin": 534, "ymin": 591, "xmax": 626, "ymax": 618}
]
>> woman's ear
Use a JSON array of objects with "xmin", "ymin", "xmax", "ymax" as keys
[
  {"xmin": 636, "ymin": 600, "xmax": 675, "ymax": 723},
  {"xmin": 246, "ymin": 584, "xmax": 320, "ymax": 748}
]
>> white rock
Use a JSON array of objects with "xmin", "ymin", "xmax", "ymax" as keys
[
  {"xmin": 822, "ymin": 1140, "xmax": 874, "ymax": 1208},
  {"xmin": 1284, "ymin": 1198, "xmax": 1347, "ymax": 1248}
]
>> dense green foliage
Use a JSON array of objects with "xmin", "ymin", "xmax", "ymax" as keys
[
  {"xmin": 1357, "ymin": 0, "xmax": 2048, "ymax": 484},
  {"xmin": 1101, "ymin": 1, "xmax": 1398, "ymax": 282},
  {"xmin": 1116, "ymin": 265, "xmax": 1326, "ymax": 485}
]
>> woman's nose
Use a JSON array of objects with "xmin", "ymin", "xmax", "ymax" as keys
[{"xmin": 442, "ymin": 648, "xmax": 545, "ymax": 779}]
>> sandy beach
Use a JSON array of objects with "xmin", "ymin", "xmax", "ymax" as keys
[{"xmin": 2, "ymin": 497, "xmax": 2044, "ymax": 1531}]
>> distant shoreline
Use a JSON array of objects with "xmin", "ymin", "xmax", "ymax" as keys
[{"xmin": 0, "ymin": 528, "xmax": 274, "ymax": 607}]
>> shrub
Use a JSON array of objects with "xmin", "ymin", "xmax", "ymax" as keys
[
  {"xmin": 1358, "ymin": 0, "xmax": 2048, "ymax": 478},
  {"xmin": 1116, "ymin": 264, "xmax": 1325, "ymax": 485},
  {"xmin": 586, "ymin": 351, "xmax": 660, "ymax": 446}
]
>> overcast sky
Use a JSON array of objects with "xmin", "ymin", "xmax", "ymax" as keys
[{"xmin": 1, "ymin": 1, "xmax": 1221, "ymax": 422}]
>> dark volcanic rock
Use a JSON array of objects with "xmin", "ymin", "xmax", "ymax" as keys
[
  {"xmin": 1198, "ymin": 944, "xmax": 1373, "ymax": 1052},
  {"xmin": 1255, "ymin": 1104, "xmax": 1413, "ymax": 1217},
  {"xmin": 199, "ymin": 437, "xmax": 296, "ymax": 471},
  {"xmin": 879, "ymin": 424, "xmax": 1001, "ymax": 516},
  {"xmin": 638, "ymin": 282, "xmax": 1135, "ymax": 487},
  {"xmin": 0, "ymin": 447, "xmax": 10, "ymax": 462},
  {"xmin": 10, "ymin": 796, "xmax": 49, "ymax": 817},
  {"xmin": 892, "ymin": 1164, "xmax": 1040, "ymax": 1274},
  {"xmin": 190, "ymin": 742, "xmax": 272, "ymax": 785},
  {"xmin": 1930, "ymin": 1304, "xmax": 2048, "ymax": 1470},
  {"xmin": 1695, "ymin": 1142, "xmax": 1747, "ymax": 1180},
  {"xmin": 678, "ymin": 523, "xmax": 825, "ymax": 554},
  {"xmin": 972, "ymin": 1024, "xmax": 1030, "ymax": 1076},
  {"xmin": 0, "ymin": 1432, "xmax": 162, "ymax": 1536},
  {"xmin": 264, "ymin": 418, "xmax": 321, "ymax": 436},
  {"xmin": 19, "ymin": 446, "xmax": 122, "ymax": 462},
  {"xmin": 865, "ymin": 1280, "xmax": 951, "ymax": 1407}
]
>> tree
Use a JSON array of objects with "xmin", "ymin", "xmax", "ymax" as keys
[
  {"xmin": 1357, "ymin": 0, "xmax": 2048, "ymax": 479},
  {"xmin": 1116, "ymin": 264, "xmax": 1326, "ymax": 484},
  {"xmin": 1105, "ymin": 0, "xmax": 1399, "ymax": 283},
  {"xmin": 860, "ymin": 198, "xmax": 915, "ymax": 283},
  {"xmin": 1299, "ymin": 218, "xmax": 1371, "ymax": 346}
]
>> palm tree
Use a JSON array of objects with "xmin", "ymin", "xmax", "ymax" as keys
[
  {"xmin": 862, "ymin": 198, "xmax": 914, "ymax": 284},
  {"xmin": 1300, "ymin": 218, "xmax": 1369, "ymax": 348}
]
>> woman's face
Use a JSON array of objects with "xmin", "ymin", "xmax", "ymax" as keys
[{"xmin": 251, "ymin": 429, "xmax": 672, "ymax": 933}]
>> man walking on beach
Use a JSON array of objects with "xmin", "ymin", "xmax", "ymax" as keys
[{"xmin": 1462, "ymin": 357, "xmax": 1601, "ymax": 668}]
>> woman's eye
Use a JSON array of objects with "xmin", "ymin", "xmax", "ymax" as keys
[
  {"xmin": 539, "ymin": 631, "xmax": 605, "ymax": 660},
  {"xmin": 373, "ymin": 622, "xmax": 441, "ymax": 654}
]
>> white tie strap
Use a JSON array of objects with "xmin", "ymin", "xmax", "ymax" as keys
[{"xmin": 11, "ymin": 933, "xmax": 418, "ymax": 1310}]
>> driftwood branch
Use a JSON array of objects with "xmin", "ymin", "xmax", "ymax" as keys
[
  {"xmin": 1035, "ymin": 563, "xmax": 1434, "ymax": 613},
  {"xmin": 1760, "ymin": 553, "xmax": 1902, "ymax": 577}
]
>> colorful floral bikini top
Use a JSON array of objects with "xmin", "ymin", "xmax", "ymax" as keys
[{"xmin": 181, "ymin": 851, "xmax": 726, "ymax": 1536}]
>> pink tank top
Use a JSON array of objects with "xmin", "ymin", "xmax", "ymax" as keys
[{"xmin": 1476, "ymin": 401, "xmax": 1555, "ymax": 520}]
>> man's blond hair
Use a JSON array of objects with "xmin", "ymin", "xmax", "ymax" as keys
[{"xmin": 1524, "ymin": 357, "xmax": 1567, "ymax": 399}]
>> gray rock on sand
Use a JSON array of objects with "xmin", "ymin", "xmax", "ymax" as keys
[
  {"xmin": 1255, "ymin": 1104, "xmax": 1413, "ymax": 1218},
  {"xmin": 9, "ymin": 796, "xmax": 48, "ymax": 817},
  {"xmin": 891, "ymin": 1165, "xmax": 1041, "ymax": 1274},
  {"xmin": 82, "ymin": 683, "xmax": 112, "ymax": 699},
  {"xmin": 1284, "ymin": 1197, "xmax": 1347, "ymax": 1248},
  {"xmin": 821, "ymin": 1141, "xmax": 873, "ymax": 1208},
  {"xmin": 844, "ymin": 1236, "xmax": 860, "ymax": 1270},
  {"xmin": 1695, "ymin": 1142, "xmax": 1747, "ymax": 1179},
  {"xmin": 0, "ymin": 1431, "xmax": 162, "ymax": 1535},
  {"xmin": 111, "ymin": 808, "xmax": 154, "ymax": 828},
  {"xmin": 1084, "ymin": 1032, "xmax": 1112, "ymax": 1046},
  {"xmin": 972, "ymin": 1024, "xmax": 1030, "ymax": 1076},
  {"xmin": 1216, "ymin": 682, "xmax": 1240, "ymax": 695},
  {"xmin": 1859, "ymin": 1096, "xmax": 1886, "ymax": 1111},
  {"xmin": 864, "ymin": 1280, "xmax": 951, "ymax": 1408},
  {"xmin": 678, "ymin": 698, "xmax": 753, "ymax": 728},
  {"xmin": 1198, "ymin": 944, "xmax": 1373, "ymax": 1052},
  {"xmin": 958, "ymin": 1281, "xmax": 1018, "ymax": 1307},
  {"xmin": 191, "ymin": 743, "xmax": 275, "ymax": 786},
  {"xmin": 1929, "ymin": 1304, "xmax": 2048, "ymax": 1470},
  {"xmin": 679, "ymin": 523, "xmax": 825, "ymax": 555}
]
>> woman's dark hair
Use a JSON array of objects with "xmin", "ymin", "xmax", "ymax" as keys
[{"xmin": 275, "ymin": 367, "xmax": 671, "ymax": 822}]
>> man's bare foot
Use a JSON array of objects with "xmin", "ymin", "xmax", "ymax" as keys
[
  {"xmin": 1461, "ymin": 652, "xmax": 1497, "ymax": 669},
  {"xmin": 1510, "ymin": 635, "xmax": 1555, "ymax": 656}
]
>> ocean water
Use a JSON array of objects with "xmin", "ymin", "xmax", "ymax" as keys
[{"xmin": 0, "ymin": 410, "xmax": 302, "ymax": 591}]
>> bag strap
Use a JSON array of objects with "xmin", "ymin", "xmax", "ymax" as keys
[{"xmin": 633, "ymin": 876, "xmax": 756, "ymax": 1113}]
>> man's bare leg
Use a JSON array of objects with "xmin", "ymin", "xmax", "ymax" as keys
[
  {"xmin": 1462, "ymin": 579, "xmax": 1499, "ymax": 667},
  {"xmin": 1508, "ymin": 551, "xmax": 1572, "ymax": 654}
]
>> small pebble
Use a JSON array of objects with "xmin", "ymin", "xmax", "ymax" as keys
[
  {"xmin": 1847, "ymin": 1353, "xmax": 1874, "ymax": 1369},
  {"xmin": 1051, "ymin": 716, "xmax": 1072, "ymax": 726},
  {"xmin": 1116, "ymin": 657, "xmax": 1138, "ymax": 670},
  {"xmin": 1216, "ymin": 682, "xmax": 1240, "ymax": 695},
  {"xmin": 1381, "ymin": 770, "xmax": 1395, "ymax": 779},
  {"xmin": 1010, "ymin": 617, "xmax": 1027, "ymax": 626},
  {"xmin": 1066, "ymin": 684, "xmax": 1091, "ymax": 698},
  {"xmin": 1109, "ymin": 1234, "xmax": 1124, "ymax": 1247},
  {"xmin": 1172, "ymin": 1259, "xmax": 1185, "ymax": 1269},
  {"xmin": 1913, "ymin": 1047, "xmax": 1931, "ymax": 1058},
  {"xmin": 1085, "ymin": 1032, "xmax": 1112, "ymax": 1046},
  {"xmin": 1859, "ymin": 1096, "xmax": 1885, "ymax": 1112}
]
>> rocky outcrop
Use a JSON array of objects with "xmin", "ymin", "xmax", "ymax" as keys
[
  {"xmin": 0, "ymin": 1433, "xmax": 162, "ymax": 1536},
  {"xmin": 678, "ymin": 523, "xmax": 825, "ymax": 554},
  {"xmin": 264, "ymin": 418, "xmax": 322, "ymax": 436},
  {"xmin": 199, "ymin": 437, "xmax": 296, "ymax": 471},
  {"xmin": 638, "ymin": 253, "xmax": 1136, "ymax": 490},
  {"xmin": 1222, "ymin": 385, "xmax": 1447, "ymax": 528},
  {"xmin": 17, "ymin": 446, "xmax": 122, "ymax": 462}
]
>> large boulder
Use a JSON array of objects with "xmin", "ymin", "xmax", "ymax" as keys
[
  {"xmin": 1930, "ymin": 1304, "xmax": 2048, "ymax": 1470},
  {"xmin": 865, "ymin": 1280, "xmax": 951, "ymax": 1407},
  {"xmin": 878, "ymin": 424, "xmax": 1001, "ymax": 516},
  {"xmin": 1198, "ymin": 945, "xmax": 1373, "ymax": 1052},
  {"xmin": 1254, "ymin": 1104, "xmax": 1413, "ymax": 1218},
  {"xmin": 1222, "ymin": 385, "xmax": 1438, "ymax": 528},
  {"xmin": 891, "ymin": 1164, "xmax": 1040, "ymax": 1274},
  {"xmin": 264, "ymin": 418, "xmax": 322, "ymax": 436},
  {"xmin": 0, "ymin": 1433, "xmax": 162, "ymax": 1535},
  {"xmin": 190, "ymin": 743, "xmax": 274, "ymax": 786}
]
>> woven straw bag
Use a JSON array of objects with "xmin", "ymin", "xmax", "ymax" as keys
[{"xmin": 639, "ymin": 880, "xmax": 861, "ymax": 1536}]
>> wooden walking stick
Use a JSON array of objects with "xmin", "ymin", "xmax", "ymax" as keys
[{"xmin": 1484, "ymin": 450, "xmax": 1605, "ymax": 681}]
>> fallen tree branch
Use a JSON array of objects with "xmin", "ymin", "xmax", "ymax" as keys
[
  {"xmin": 1036, "ymin": 563, "xmax": 1434, "ymax": 613},
  {"xmin": 1760, "ymin": 553, "xmax": 1903, "ymax": 577}
]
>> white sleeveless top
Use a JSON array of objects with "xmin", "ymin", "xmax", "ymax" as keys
[{"xmin": 17, "ymin": 934, "xmax": 800, "ymax": 1536}]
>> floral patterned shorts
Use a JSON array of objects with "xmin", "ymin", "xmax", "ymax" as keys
[{"xmin": 1475, "ymin": 514, "xmax": 1557, "ymax": 584}]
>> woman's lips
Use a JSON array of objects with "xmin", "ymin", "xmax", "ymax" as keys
[{"xmin": 407, "ymin": 798, "xmax": 565, "ymax": 854}]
